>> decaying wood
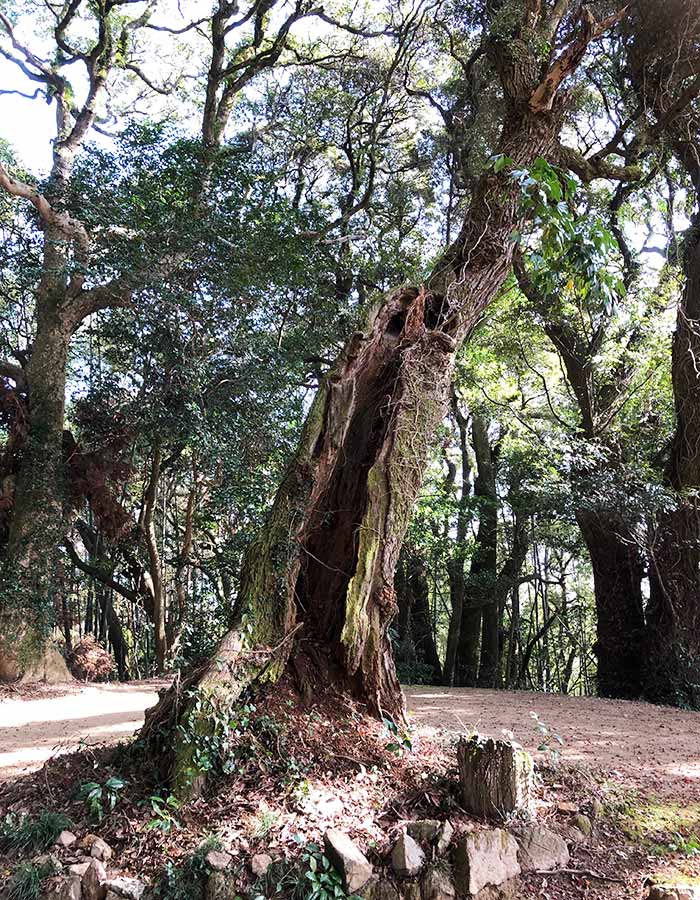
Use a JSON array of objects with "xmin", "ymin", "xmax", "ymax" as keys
[{"xmin": 457, "ymin": 735, "xmax": 535, "ymax": 819}]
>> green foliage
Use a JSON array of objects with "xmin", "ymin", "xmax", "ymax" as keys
[
  {"xmin": 151, "ymin": 835, "xmax": 223, "ymax": 900},
  {"xmin": 298, "ymin": 842, "xmax": 360, "ymax": 900},
  {"xmin": 0, "ymin": 810, "xmax": 71, "ymax": 855},
  {"xmin": 78, "ymin": 775, "xmax": 126, "ymax": 823},
  {"xmin": 530, "ymin": 711, "xmax": 564, "ymax": 764},
  {"xmin": 144, "ymin": 793, "xmax": 182, "ymax": 834},
  {"xmin": 252, "ymin": 839, "xmax": 362, "ymax": 900},
  {"xmin": 381, "ymin": 716, "xmax": 414, "ymax": 756},
  {"xmin": 6, "ymin": 862, "xmax": 44, "ymax": 900}
]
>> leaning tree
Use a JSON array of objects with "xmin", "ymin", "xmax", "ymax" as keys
[{"xmin": 141, "ymin": 0, "xmax": 632, "ymax": 794}]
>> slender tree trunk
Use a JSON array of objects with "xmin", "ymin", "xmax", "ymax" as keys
[
  {"xmin": 407, "ymin": 555, "xmax": 442, "ymax": 684},
  {"xmin": 143, "ymin": 445, "xmax": 167, "ymax": 675},
  {"xmin": 467, "ymin": 416, "xmax": 499, "ymax": 688},
  {"xmin": 444, "ymin": 395, "xmax": 471, "ymax": 686},
  {"xmin": 576, "ymin": 509, "xmax": 645, "ymax": 699}
]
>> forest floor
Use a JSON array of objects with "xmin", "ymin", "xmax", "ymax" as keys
[
  {"xmin": 3, "ymin": 681, "xmax": 699, "ymax": 798},
  {"xmin": 1, "ymin": 681, "xmax": 699, "ymax": 898}
]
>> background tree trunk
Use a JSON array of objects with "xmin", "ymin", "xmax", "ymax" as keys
[{"xmin": 577, "ymin": 510, "xmax": 645, "ymax": 699}]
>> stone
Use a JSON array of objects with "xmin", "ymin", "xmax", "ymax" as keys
[
  {"xmin": 19, "ymin": 643, "xmax": 74, "ymax": 684},
  {"xmin": 648, "ymin": 887, "xmax": 700, "ymax": 900},
  {"xmin": 421, "ymin": 867, "xmax": 456, "ymax": 899},
  {"xmin": 205, "ymin": 850, "xmax": 232, "ymax": 871},
  {"xmin": 571, "ymin": 814, "xmax": 592, "ymax": 836},
  {"xmin": 89, "ymin": 838, "xmax": 113, "ymax": 862},
  {"xmin": 554, "ymin": 823, "xmax": 586, "ymax": 844},
  {"xmin": 453, "ymin": 829, "xmax": 520, "ymax": 896},
  {"xmin": 406, "ymin": 820, "xmax": 454, "ymax": 856},
  {"xmin": 102, "ymin": 878, "xmax": 146, "ymax": 900},
  {"xmin": 69, "ymin": 862, "xmax": 91, "ymax": 877},
  {"xmin": 59, "ymin": 876, "xmax": 83, "ymax": 900},
  {"xmin": 391, "ymin": 833, "xmax": 426, "ymax": 878},
  {"xmin": 56, "ymin": 831, "xmax": 78, "ymax": 849},
  {"xmin": 457, "ymin": 736, "xmax": 534, "ymax": 819},
  {"xmin": 82, "ymin": 859, "xmax": 107, "ymax": 900},
  {"xmin": 324, "ymin": 829, "xmax": 373, "ymax": 893},
  {"xmin": 474, "ymin": 878, "xmax": 519, "ymax": 899},
  {"xmin": 516, "ymin": 824, "xmax": 569, "ymax": 872},
  {"xmin": 435, "ymin": 822, "xmax": 454, "ymax": 856},
  {"xmin": 556, "ymin": 801, "xmax": 578, "ymax": 814},
  {"xmin": 407, "ymin": 820, "xmax": 441, "ymax": 845},
  {"xmin": 251, "ymin": 853, "xmax": 273, "ymax": 877},
  {"xmin": 590, "ymin": 798, "xmax": 604, "ymax": 819}
]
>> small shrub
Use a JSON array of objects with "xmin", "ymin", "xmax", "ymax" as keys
[
  {"xmin": 78, "ymin": 775, "xmax": 126, "ymax": 823},
  {"xmin": 6, "ymin": 863, "xmax": 42, "ymax": 900},
  {"xmin": 381, "ymin": 717, "xmax": 413, "ymax": 756},
  {"xmin": 530, "ymin": 711, "xmax": 564, "ymax": 764},
  {"xmin": 0, "ymin": 810, "xmax": 71, "ymax": 855},
  {"xmin": 6, "ymin": 855, "xmax": 60, "ymax": 900},
  {"xmin": 68, "ymin": 635, "xmax": 115, "ymax": 681},
  {"xmin": 144, "ymin": 793, "xmax": 182, "ymax": 833}
]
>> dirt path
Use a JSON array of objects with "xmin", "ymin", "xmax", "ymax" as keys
[
  {"xmin": 2, "ymin": 682, "xmax": 699, "ymax": 801},
  {"xmin": 405, "ymin": 685, "xmax": 700, "ymax": 800},
  {"xmin": 0, "ymin": 681, "xmax": 167, "ymax": 783}
]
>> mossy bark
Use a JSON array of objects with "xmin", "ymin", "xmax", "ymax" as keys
[{"xmin": 0, "ymin": 309, "xmax": 71, "ymax": 680}]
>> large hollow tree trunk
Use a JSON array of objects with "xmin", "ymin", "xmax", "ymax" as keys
[
  {"xmin": 576, "ymin": 509, "xmax": 645, "ymax": 699},
  {"xmin": 140, "ymin": 7, "xmax": 616, "ymax": 793},
  {"xmin": 0, "ymin": 309, "xmax": 72, "ymax": 680}
]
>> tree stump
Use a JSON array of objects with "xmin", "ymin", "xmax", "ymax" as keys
[{"xmin": 457, "ymin": 735, "xmax": 534, "ymax": 819}]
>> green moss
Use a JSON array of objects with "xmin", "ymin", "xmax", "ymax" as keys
[{"xmin": 614, "ymin": 794, "xmax": 700, "ymax": 858}]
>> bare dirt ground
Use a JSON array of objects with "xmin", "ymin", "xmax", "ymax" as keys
[
  {"xmin": 404, "ymin": 685, "xmax": 700, "ymax": 801},
  {"xmin": 2, "ymin": 680, "xmax": 699, "ymax": 803},
  {"xmin": 0, "ymin": 679, "xmax": 168, "ymax": 783}
]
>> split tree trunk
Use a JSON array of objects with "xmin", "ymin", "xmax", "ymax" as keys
[
  {"xmin": 576, "ymin": 510, "xmax": 645, "ymax": 699},
  {"xmin": 140, "ymin": 6, "xmax": 612, "ymax": 792}
]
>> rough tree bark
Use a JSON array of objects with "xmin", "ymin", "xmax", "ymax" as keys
[
  {"xmin": 625, "ymin": 0, "xmax": 700, "ymax": 706},
  {"xmin": 646, "ymin": 220, "xmax": 700, "ymax": 706},
  {"xmin": 577, "ymin": 510, "xmax": 645, "ymax": 699},
  {"xmin": 140, "ymin": 0, "xmax": 630, "ymax": 793},
  {"xmin": 443, "ymin": 394, "xmax": 471, "ymax": 686},
  {"xmin": 453, "ymin": 415, "xmax": 498, "ymax": 687},
  {"xmin": 514, "ymin": 252, "xmax": 647, "ymax": 700}
]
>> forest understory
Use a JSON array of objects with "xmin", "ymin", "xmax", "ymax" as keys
[{"xmin": 1, "ymin": 682, "xmax": 699, "ymax": 899}]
